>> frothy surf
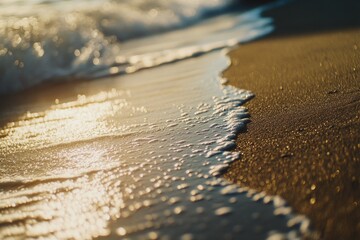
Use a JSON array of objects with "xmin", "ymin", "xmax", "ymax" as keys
[
  {"xmin": 0, "ymin": 0, "xmax": 236, "ymax": 94},
  {"xmin": 0, "ymin": 50, "xmax": 313, "ymax": 239},
  {"xmin": 0, "ymin": 0, "xmax": 316, "ymax": 239}
]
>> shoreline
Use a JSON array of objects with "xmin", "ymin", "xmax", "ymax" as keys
[
  {"xmin": 1, "ymin": 49, "xmax": 309, "ymax": 238},
  {"xmin": 223, "ymin": 0, "xmax": 360, "ymax": 239}
]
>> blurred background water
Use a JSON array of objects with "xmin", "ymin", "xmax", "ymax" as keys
[{"xmin": 0, "ymin": 0, "xmax": 245, "ymax": 94}]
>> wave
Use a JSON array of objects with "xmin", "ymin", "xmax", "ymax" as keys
[{"xmin": 0, "ymin": 0, "xmax": 240, "ymax": 95}]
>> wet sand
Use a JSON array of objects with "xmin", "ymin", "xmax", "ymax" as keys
[{"xmin": 223, "ymin": 0, "xmax": 360, "ymax": 239}]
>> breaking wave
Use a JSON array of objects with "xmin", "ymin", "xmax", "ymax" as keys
[{"xmin": 0, "ymin": 0, "xmax": 237, "ymax": 94}]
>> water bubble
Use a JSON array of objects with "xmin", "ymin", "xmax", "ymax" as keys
[
  {"xmin": 190, "ymin": 194, "xmax": 204, "ymax": 202},
  {"xmin": 220, "ymin": 184, "xmax": 239, "ymax": 195},
  {"xmin": 215, "ymin": 207, "xmax": 232, "ymax": 216},
  {"xmin": 174, "ymin": 206, "xmax": 186, "ymax": 215},
  {"xmin": 116, "ymin": 227, "xmax": 127, "ymax": 236},
  {"xmin": 180, "ymin": 233, "xmax": 194, "ymax": 240},
  {"xmin": 168, "ymin": 197, "xmax": 180, "ymax": 205},
  {"xmin": 209, "ymin": 164, "xmax": 228, "ymax": 176},
  {"xmin": 148, "ymin": 231, "xmax": 159, "ymax": 240}
]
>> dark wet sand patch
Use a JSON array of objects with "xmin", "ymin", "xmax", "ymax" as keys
[{"xmin": 223, "ymin": 0, "xmax": 360, "ymax": 238}]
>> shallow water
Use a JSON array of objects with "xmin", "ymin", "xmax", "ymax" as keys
[
  {"xmin": 0, "ymin": 1, "xmax": 311, "ymax": 239},
  {"xmin": 0, "ymin": 50, "xmax": 308, "ymax": 239}
]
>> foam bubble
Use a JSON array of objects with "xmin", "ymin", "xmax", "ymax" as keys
[{"xmin": 0, "ymin": 2, "xmax": 315, "ymax": 239}]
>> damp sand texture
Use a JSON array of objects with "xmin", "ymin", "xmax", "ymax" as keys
[{"xmin": 223, "ymin": 0, "xmax": 360, "ymax": 239}]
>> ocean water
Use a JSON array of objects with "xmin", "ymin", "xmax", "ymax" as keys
[
  {"xmin": 0, "ymin": 0, "xmax": 313, "ymax": 239},
  {"xmin": 0, "ymin": 0, "xmax": 238, "ymax": 94}
]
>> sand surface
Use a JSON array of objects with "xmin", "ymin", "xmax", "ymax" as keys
[{"xmin": 223, "ymin": 0, "xmax": 360, "ymax": 239}]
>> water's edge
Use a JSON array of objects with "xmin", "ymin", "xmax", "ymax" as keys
[
  {"xmin": 220, "ymin": 48, "xmax": 318, "ymax": 240},
  {"xmin": 0, "ymin": 0, "xmax": 318, "ymax": 238}
]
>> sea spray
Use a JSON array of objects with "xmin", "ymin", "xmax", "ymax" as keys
[{"xmin": 0, "ymin": 0, "xmax": 233, "ymax": 94}]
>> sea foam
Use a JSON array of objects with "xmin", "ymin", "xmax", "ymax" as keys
[
  {"xmin": 0, "ymin": 0, "xmax": 235, "ymax": 94},
  {"xmin": 0, "ymin": 49, "xmax": 315, "ymax": 239},
  {"xmin": 0, "ymin": 1, "xmax": 317, "ymax": 239}
]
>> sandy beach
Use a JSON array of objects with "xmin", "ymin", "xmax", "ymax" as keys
[
  {"xmin": 224, "ymin": 0, "xmax": 360, "ymax": 239},
  {"xmin": 0, "ymin": 0, "xmax": 358, "ymax": 239}
]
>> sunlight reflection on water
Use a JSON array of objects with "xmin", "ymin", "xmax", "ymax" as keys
[{"xmin": 0, "ymin": 52, "xmax": 308, "ymax": 240}]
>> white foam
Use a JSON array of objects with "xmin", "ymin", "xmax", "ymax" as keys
[
  {"xmin": 0, "ymin": 0, "xmax": 273, "ymax": 95},
  {"xmin": 0, "ymin": 1, "xmax": 317, "ymax": 239}
]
